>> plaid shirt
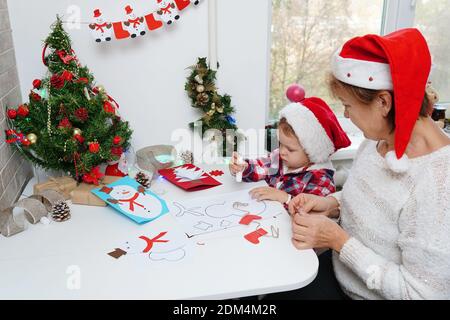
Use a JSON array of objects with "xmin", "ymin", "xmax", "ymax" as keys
[{"xmin": 242, "ymin": 149, "xmax": 336, "ymax": 198}]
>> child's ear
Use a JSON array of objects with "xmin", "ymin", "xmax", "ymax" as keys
[{"xmin": 107, "ymin": 198, "xmax": 119, "ymax": 204}]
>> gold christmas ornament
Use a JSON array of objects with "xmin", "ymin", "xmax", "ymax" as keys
[
  {"xmin": 217, "ymin": 106, "xmax": 224, "ymax": 113},
  {"xmin": 27, "ymin": 133, "xmax": 37, "ymax": 144},
  {"xmin": 97, "ymin": 85, "xmax": 106, "ymax": 93},
  {"xmin": 73, "ymin": 128, "xmax": 82, "ymax": 136},
  {"xmin": 196, "ymin": 85, "xmax": 205, "ymax": 93}
]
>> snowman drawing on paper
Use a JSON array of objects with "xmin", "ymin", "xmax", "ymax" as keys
[
  {"xmin": 123, "ymin": 5, "xmax": 146, "ymax": 38},
  {"xmin": 156, "ymin": 0, "xmax": 180, "ymax": 25},
  {"xmin": 89, "ymin": 9, "xmax": 112, "ymax": 42},
  {"xmin": 101, "ymin": 184, "xmax": 164, "ymax": 221},
  {"xmin": 108, "ymin": 231, "xmax": 189, "ymax": 262}
]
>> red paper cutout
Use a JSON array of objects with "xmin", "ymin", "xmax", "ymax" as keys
[
  {"xmin": 144, "ymin": 13, "xmax": 163, "ymax": 30},
  {"xmin": 139, "ymin": 232, "xmax": 169, "ymax": 253},
  {"xmin": 209, "ymin": 170, "xmax": 224, "ymax": 177},
  {"xmin": 112, "ymin": 22, "xmax": 130, "ymax": 39},
  {"xmin": 174, "ymin": 0, "xmax": 191, "ymax": 11},
  {"xmin": 158, "ymin": 164, "xmax": 221, "ymax": 192},
  {"xmin": 244, "ymin": 228, "xmax": 268, "ymax": 245},
  {"xmin": 239, "ymin": 214, "xmax": 262, "ymax": 225}
]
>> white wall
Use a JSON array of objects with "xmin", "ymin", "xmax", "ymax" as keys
[{"xmin": 8, "ymin": 0, "xmax": 271, "ymax": 151}]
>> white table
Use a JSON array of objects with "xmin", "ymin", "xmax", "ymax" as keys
[{"xmin": 0, "ymin": 165, "xmax": 318, "ymax": 300}]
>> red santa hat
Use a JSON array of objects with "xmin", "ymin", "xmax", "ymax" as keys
[
  {"xmin": 331, "ymin": 28, "xmax": 432, "ymax": 173},
  {"xmin": 125, "ymin": 5, "xmax": 133, "ymax": 15},
  {"xmin": 279, "ymin": 97, "xmax": 351, "ymax": 164},
  {"xmin": 93, "ymin": 9, "xmax": 102, "ymax": 18}
]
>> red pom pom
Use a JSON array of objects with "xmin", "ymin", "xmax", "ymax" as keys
[
  {"xmin": 286, "ymin": 84, "xmax": 306, "ymax": 103},
  {"xmin": 17, "ymin": 105, "xmax": 29, "ymax": 117},
  {"xmin": 22, "ymin": 139, "xmax": 31, "ymax": 147},
  {"xmin": 58, "ymin": 117, "xmax": 72, "ymax": 129},
  {"xmin": 112, "ymin": 136, "xmax": 122, "ymax": 145},
  {"xmin": 74, "ymin": 107, "xmax": 89, "ymax": 122},
  {"xmin": 61, "ymin": 70, "xmax": 73, "ymax": 81},
  {"xmin": 89, "ymin": 142, "xmax": 100, "ymax": 153},
  {"xmin": 32, "ymin": 79, "xmax": 42, "ymax": 89},
  {"xmin": 7, "ymin": 109, "xmax": 17, "ymax": 119}
]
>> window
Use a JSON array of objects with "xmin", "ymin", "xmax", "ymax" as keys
[
  {"xmin": 269, "ymin": 0, "xmax": 385, "ymax": 120},
  {"xmin": 414, "ymin": 0, "xmax": 450, "ymax": 104}
]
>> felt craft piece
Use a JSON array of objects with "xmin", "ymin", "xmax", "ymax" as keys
[
  {"xmin": 244, "ymin": 228, "xmax": 268, "ymax": 245},
  {"xmin": 158, "ymin": 164, "xmax": 221, "ymax": 192}
]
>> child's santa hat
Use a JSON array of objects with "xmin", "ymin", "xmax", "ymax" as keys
[
  {"xmin": 331, "ymin": 28, "xmax": 432, "ymax": 173},
  {"xmin": 93, "ymin": 9, "xmax": 102, "ymax": 18},
  {"xmin": 125, "ymin": 5, "xmax": 134, "ymax": 15},
  {"xmin": 279, "ymin": 97, "xmax": 351, "ymax": 164}
]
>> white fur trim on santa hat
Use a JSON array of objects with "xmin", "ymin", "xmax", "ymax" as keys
[
  {"xmin": 331, "ymin": 50, "xmax": 393, "ymax": 90},
  {"xmin": 385, "ymin": 151, "xmax": 410, "ymax": 173},
  {"xmin": 279, "ymin": 103, "xmax": 334, "ymax": 164}
]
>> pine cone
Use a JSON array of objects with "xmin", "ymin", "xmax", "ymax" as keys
[
  {"xmin": 51, "ymin": 201, "xmax": 71, "ymax": 222},
  {"xmin": 196, "ymin": 93, "xmax": 209, "ymax": 106},
  {"xmin": 135, "ymin": 172, "xmax": 151, "ymax": 188}
]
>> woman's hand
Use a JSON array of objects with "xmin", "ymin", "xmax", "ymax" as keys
[
  {"xmin": 249, "ymin": 187, "xmax": 289, "ymax": 203},
  {"xmin": 288, "ymin": 193, "xmax": 340, "ymax": 219},
  {"xmin": 291, "ymin": 213, "xmax": 349, "ymax": 252},
  {"xmin": 229, "ymin": 152, "xmax": 248, "ymax": 176}
]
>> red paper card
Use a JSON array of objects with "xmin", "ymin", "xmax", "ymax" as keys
[{"xmin": 158, "ymin": 164, "xmax": 221, "ymax": 192}]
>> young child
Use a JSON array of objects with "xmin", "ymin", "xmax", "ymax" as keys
[{"xmin": 229, "ymin": 97, "xmax": 351, "ymax": 207}]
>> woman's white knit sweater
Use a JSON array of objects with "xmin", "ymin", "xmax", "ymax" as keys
[{"xmin": 332, "ymin": 139, "xmax": 450, "ymax": 300}]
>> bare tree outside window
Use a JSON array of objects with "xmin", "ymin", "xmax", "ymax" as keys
[
  {"xmin": 415, "ymin": 0, "xmax": 450, "ymax": 106},
  {"xmin": 269, "ymin": 0, "xmax": 384, "ymax": 120}
]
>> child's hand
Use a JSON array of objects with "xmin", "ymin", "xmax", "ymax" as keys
[
  {"xmin": 249, "ymin": 187, "xmax": 289, "ymax": 203},
  {"xmin": 229, "ymin": 152, "xmax": 248, "ymax": 176}
]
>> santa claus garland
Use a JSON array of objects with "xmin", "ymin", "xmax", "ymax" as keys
[
  {"xmin": 89, "ymin": 0, "xmax": 202, "ymax": 42},
  {"xmin": 185, "ymin": 58, "xmax": 243, "ymax": 155},
  {"xmin": 4, "ymin": 17, "xmax": 132, "ymax": 183}
]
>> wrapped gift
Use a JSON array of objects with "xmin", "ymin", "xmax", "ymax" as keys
[
  {"xmin": 33, "ymin": 176, "xmax": 78, "ymax": 200},
  {"xmin": 70, "ymin": 176, "xmax": 121, "ymax": 206}
]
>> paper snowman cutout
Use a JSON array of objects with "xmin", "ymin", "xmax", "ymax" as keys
[
  {"xmin": 156, "ymin": 0, "xmax": 180, "ymax": 25},
  {"xmin": 123, "ymin": 5, "xmax": 146, "ymax": 38},
  {"xmin": 108, "ymin": 230, "xmax": 189, "ymax": 262},
  {"xmin": 101, "ymin": 184, "xmax": 164, "ymax": 220},
  {"xmin": 89, "ymin": 9, "xmax": 113, "ymax": 43}
]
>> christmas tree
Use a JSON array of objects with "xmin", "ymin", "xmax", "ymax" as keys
[{"xmin": 5, "ymin": 17, "xmax": 132, "ymax": 183}]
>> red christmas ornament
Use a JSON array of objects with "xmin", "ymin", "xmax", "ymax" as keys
[
  {"xmin": 74, "ymin": 134, "xmax": 84, "ymax": 143},
  {"xmin": 89, "ymin": 142, "xmax": 100, "ymax": 153},
  {"xmin": 58, "ymin": 117, "xmax": 72, "ymax": 129},
  {"xmin": 111, "ymin": 146, "xmax": 123, "ymax": 156},
  {"xmin": 5, "ymin": 129, "xmax": 14, "ymax": 136},
  {"xmin": 32, "ymin": 79, "xmax": 42, "ymax": 89},
  {"xmin": 103, "ymin": 101, "xmax": 115, "ymax": 114},
  {"xmin": 112, "ymin": 136, "xmax": 122, "ymax": 145},
  {"xmin": 17, "ymin": 105, "xmax": 29, "ymax": 117},
  {"xmin": 50, "ymin": 74, "xmax": 65, "ymax": 89},
  {"xmin": 74, "ymin": 107, "xmax": 89, "ymax": 122},
  {"xmin": 22, "ymin": 139, "xmax": 31, "ymax": 147},
  {"xmin": 7, "ymin": 109, "xmax": 17, "ymax": 119},
  {"xmin": 30, "ymin": 92, "xmax": 41, "ymax": 101}
]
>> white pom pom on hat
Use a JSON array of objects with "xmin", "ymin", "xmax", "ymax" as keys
[{"xmin": 385, "ymin": 151, "xmax": 410, "ymax": 173}]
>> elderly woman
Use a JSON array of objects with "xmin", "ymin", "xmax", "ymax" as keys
[{"xmin": 268, "ymin": 28, "xmax": 450, "ymax": 300}]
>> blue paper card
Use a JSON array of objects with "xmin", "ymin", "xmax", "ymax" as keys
[{"xmin": 91, "ymin": 176, "xmax": 169, "ymax": 224}]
